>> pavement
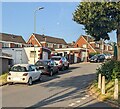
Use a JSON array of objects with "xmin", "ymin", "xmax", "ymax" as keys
[{"xmin": 1, "ymin": 63, "xmax": 114, "ymax": 108}]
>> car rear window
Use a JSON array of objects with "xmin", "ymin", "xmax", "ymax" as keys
[
  {"xmin": 10, "ymin": 66, "xmax": 27, "ymax": 72},
  {"xmin": 35, "ymin": 61, "xmax": 49, "ymax": 66},
  {"xmin": 51, "ymin": 57, "xmax": 61, "ymax": 61}
]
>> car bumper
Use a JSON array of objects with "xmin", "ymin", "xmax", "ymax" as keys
[{"xmin": 7, "ymin": 76, "xmax": 29, "ymax": 83}]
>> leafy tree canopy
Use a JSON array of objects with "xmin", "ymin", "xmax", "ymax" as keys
[{"xmin": 73, "ymin": 2, "xmax": 120, "ymax": 41}]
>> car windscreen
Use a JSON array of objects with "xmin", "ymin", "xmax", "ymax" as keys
[
  {"xmin": 51, "ymin": 57, "xmax": 61, "ymax": 61},
  {"xmin": 35, "ymin": 61, "xmax": 49, "ymax": 66},
  {"xmin": 10, "ymin": 66, "xmax": 27, "ymax": 72},
  {"xmin": 91, "ymin": 55, "xmax": 97, "ymax": 59}
]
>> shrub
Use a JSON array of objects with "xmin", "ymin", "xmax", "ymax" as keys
[
  {"xmin": 112, "ymin": 61, "xmax": 120, "ymax": 79},
  {"xmin": 96, "ymin": 60, "xmax": 120, "ymax": 80},
  {"xmin": 89, "ymin": 52, "xmax": 100, "ymax": 58}
]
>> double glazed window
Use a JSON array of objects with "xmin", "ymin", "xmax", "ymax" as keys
[{"xmin": 30, "ymin": 51, "xmax": 36, "ymax": 58}]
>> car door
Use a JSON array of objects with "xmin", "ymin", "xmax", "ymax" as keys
[
  {"xmin": 50, "ymin": 61, "xmax": 55, "ymax": 73},
  {"xmin": 31, "ymin": 65, "xmax": 40, "ymax": 80},
  {"xmin": 54, "ymin": 62, "xmax": 58, "ymax": 72},
  {"xmin": 28, "ymin": 65, "xmax": 37, "ymax": 81},
  {"xmin": 63, "ymin": 57, "xmax": 68, "ymax": 67}
]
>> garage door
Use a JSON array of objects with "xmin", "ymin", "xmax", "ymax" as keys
[
  {"xmin": 42, "ymin": 51, "xmax": 48, "ymax": 60},
  {"xmin": 15, "ymin": 50, "xmax": 22, "ymax": 64},
  {"xmin": 74, "ymin": 53, "xmax": 78, "ymax": 63},
  {"xmin": 81, "ymin": 51, "xmax": 86, "ymax": 62}
]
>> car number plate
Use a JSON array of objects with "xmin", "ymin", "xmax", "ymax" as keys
[{"xmin": 13, "ymin": 78, "xmax": 20, "ymax": 81}]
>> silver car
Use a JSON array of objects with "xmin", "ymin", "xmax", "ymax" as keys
[
  {"xmin": 51, "ymin": 56, "xmax": 69, "ymax": 70},
  {"xmin": 7, "ymin": 64, "xmax": 42, "ymax": 85}
]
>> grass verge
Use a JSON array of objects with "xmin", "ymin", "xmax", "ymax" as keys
[
  {"xmin": 0, "ymin": 73, "xmax": 8, "ymax": 85},
  {"xmin": 90, "ymin": 79, "xmax": 120, "ymax": 105}
]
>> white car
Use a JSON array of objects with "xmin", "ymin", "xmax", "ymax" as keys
[
  {"xmin": 51, "ymin": 56, "xmax": 69, "ymax": 70},
  {"xmin": 7, "ymin": 64, "xmax": 42, "ymax": 85}
]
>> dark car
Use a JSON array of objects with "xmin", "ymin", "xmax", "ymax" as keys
[
  {"xmin": 35, "ymin": 60, "xmax": 59, "ymax": 76},
  {"xmin": 89, "ymin": 54, "xmax": 105, "ymax": 63}
]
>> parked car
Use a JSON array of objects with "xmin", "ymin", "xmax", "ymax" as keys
[
  {"xmin": 35, "ymin": 60, "xmax": 59, "ymax": 76},
  {"xmin": 89, "ymin": 54, "xmax": 105, "ymax": 63},
  {"xmin": 103, "ymin": 54, "xmax": 113, "ymax": 60},
  {"xmin": 7, "ymin": 64, "xmax": 42, "ymax": 85},
  {"xmin": 51, "ymin": 56, "xmax": 69, "ymax": 70}
]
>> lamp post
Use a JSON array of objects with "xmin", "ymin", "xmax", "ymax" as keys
[
  {"xmin": 34, "ymin": 7, "xmax": 44, "ymax": 64},
  {"xmin": 84, "ymin": 36, "xmax": 88, "ymax": 62}
]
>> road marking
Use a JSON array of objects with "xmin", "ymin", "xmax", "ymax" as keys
[
  {"xmin": 81, "ymin": 97, "xmax": 86, "ymax": 100},
  {"xmin": 76, "ymin": 100, "xmax": 81, "ymax": 103},
  {"xmin": 68, "ymin": 103, "xmax": 75, "ymax": 106},
  {"xmin": 85, "ymin": 95, "xmax": 90, "ymax": 97}
]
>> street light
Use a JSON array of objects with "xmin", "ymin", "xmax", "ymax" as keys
[{"xmin": 33, "ymin": 7, "xmax": 44, "ymax": 64}]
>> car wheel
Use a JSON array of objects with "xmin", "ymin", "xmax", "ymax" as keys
[
  {"xmin": 97, "ymin": 60, "xmax": 100, "ymax": 63},
  {"xmin": 62, "ymin": 65, "xmax": 65, "ymax": 71},
  {"xmin": 27, "ymin": 77, "xmax": 32, "ymax": 85},
  {"xmin": 50, "ymin": 70, "xmax": 53, "ymax": 76},
  {"xmin": 56, "ymin": 69, "xmax": 59, "ymax": 73},
  {"xmin": 8, "ymin": 82, "xmax": 13, "ymax": 85},
  {"xmin": 67, "ymin": 64, "xmax": 69, "ymax": 69},
  {"xmin": 38, "ymin": 75, "xmax": 42, "ymax": 81}
]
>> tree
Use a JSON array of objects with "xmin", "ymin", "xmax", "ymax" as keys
[{"xmin": 73, "ymin": 2, "xmax": 120, "ymax": 60}]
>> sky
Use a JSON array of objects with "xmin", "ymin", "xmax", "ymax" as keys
[{"xmin": 1, "ymin": 2, "xmax": 117, "ymax": 43}]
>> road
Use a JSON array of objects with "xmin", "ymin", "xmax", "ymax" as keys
[{"xmin": 2, "ymin": 63, "xmax": 111, "ymax": 108}]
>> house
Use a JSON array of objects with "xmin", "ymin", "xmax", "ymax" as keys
[
  {"xmin": 74, "ymin": 35, "xmax": 114, "ymax": 55},
  {"xmin": 0, "ymin": 33, "xmax": 27, "ymax": 48},
  {"xmin": 52, "ymin": 47, "xmax": 89, "ymax": 63},
  {"xmin": 27, "ymin": 33, "xmax": 68, "ymax": 49},
  {"xmin": 2, "ymin": 47, "xmax": 51, "ymax": 64}
]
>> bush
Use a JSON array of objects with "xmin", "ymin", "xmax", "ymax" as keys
[
  {"xmin": 89, "ymin": 52, "xmax": 100, "ymax": 58},
  {"xmin": 112, "ymin": 61, "xmax": 120, "ymax": 79},
  {"xmin": 96, "ymin": 60, "xmax": 120, "ymax": 80}
]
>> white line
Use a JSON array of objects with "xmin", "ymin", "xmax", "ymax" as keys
[
  {"xmin": 85, "ymin": 95, "xmax": 90, "ymax": 97},
  {"xmin": 81, "ymin": 97, "xmax": 86, "ymax": 100},
  {"xmin": 68, "ymin": 103, "xmax": 75, "ymax": 106},
  {"xmin": 76, "ymin": 100, "xmax": 81, "ymax": 103}
]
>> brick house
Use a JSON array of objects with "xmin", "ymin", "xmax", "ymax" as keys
[
  {"xmin": 27, "ymin": 33, "xmax": 68, "ymax": 50},
  {"xmin": 0, "ymin": 33, "xmax": 26, "ymax": 48},
  {"xmin": 74, "ymin": 35, "xmax": 114, "ymax": 55}
]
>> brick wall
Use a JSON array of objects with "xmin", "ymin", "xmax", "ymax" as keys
[
  {"xmin": 74, "ymin": 36, "xmax": 95, "ymax": 53},
  {"xmin": 27, "ymin": 35, "xmax": 41, "ymax": 47}
]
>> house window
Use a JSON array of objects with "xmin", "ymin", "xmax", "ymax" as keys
[
  {"xmin": 59, "ymin": 45, "xmax": 62, "ymax": 48},
  {"xmin": 77, "ymin": 44, "xmax": 79, "ymax": 47},
  {"xmin": 30, "ymin": 51, "xmax": 36, "ymax": 58},
  {"xmin": 109, "ymin": 46, "xmax": 113, "ymax": 50},
  {"xmin": 82, "ymin": 44, "xmax": 87, "ymax": 48},
  {"xmin": 96, "ymin": 43, "xmax": 100, "ymax": 48},
  {"xmin": 53, "ymin": 44, "xmax": 57, "ymax": 49},
  {"xmin": 2, "ymin": 42, "xmax": 10, "ymax": 48},
  {"xmin": 14, "ymin": 44, "xmax": 22, "ymax": 48},
  {"xmin": 100, "ymin": 45, "xmax": 104, "ymax": 50},
  {"xmin": 47, "ymin": 43, "xmax": 53, "ymax": 48}
]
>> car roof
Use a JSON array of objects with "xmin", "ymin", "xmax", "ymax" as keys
[
  {"xmin": 51, "ymin": 56, "xmax": 62, "ymax": 58},
  {"xmin": 13, "ymin": 64, "xmax": 33, "ymax": 68},
  {"xmin": 37, "ymin": 59, "xmax": 51, "ymax": 62}
]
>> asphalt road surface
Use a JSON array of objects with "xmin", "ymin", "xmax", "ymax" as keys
[{"xmin": 2, "ymin": 63, "xmax": 111, "ymax": 108}]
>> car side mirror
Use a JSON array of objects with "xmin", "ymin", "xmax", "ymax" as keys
[
  {"xmin": 35, "ymin": 69, "xmax": 38, "ymax": 72},
  {"xmin": 36, "ymin": 67, "xmax": 39, "ymax": 70}
]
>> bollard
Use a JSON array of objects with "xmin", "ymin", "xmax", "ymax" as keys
[
  {"xmin": 114, "ymin": 78, "xmax": 118, "ymax": 100},
  {"xmin": 101, "ymin": 76, "xmax": 105, "ymax": 94},
  {"xmin": 98, "ymin": 73, "xmax": 101, "ymax": 89}
]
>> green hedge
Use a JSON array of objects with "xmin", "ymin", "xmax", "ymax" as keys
[{"xmin": 96, "ymin": 60, "xmax": 120, "ymax": 80}]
